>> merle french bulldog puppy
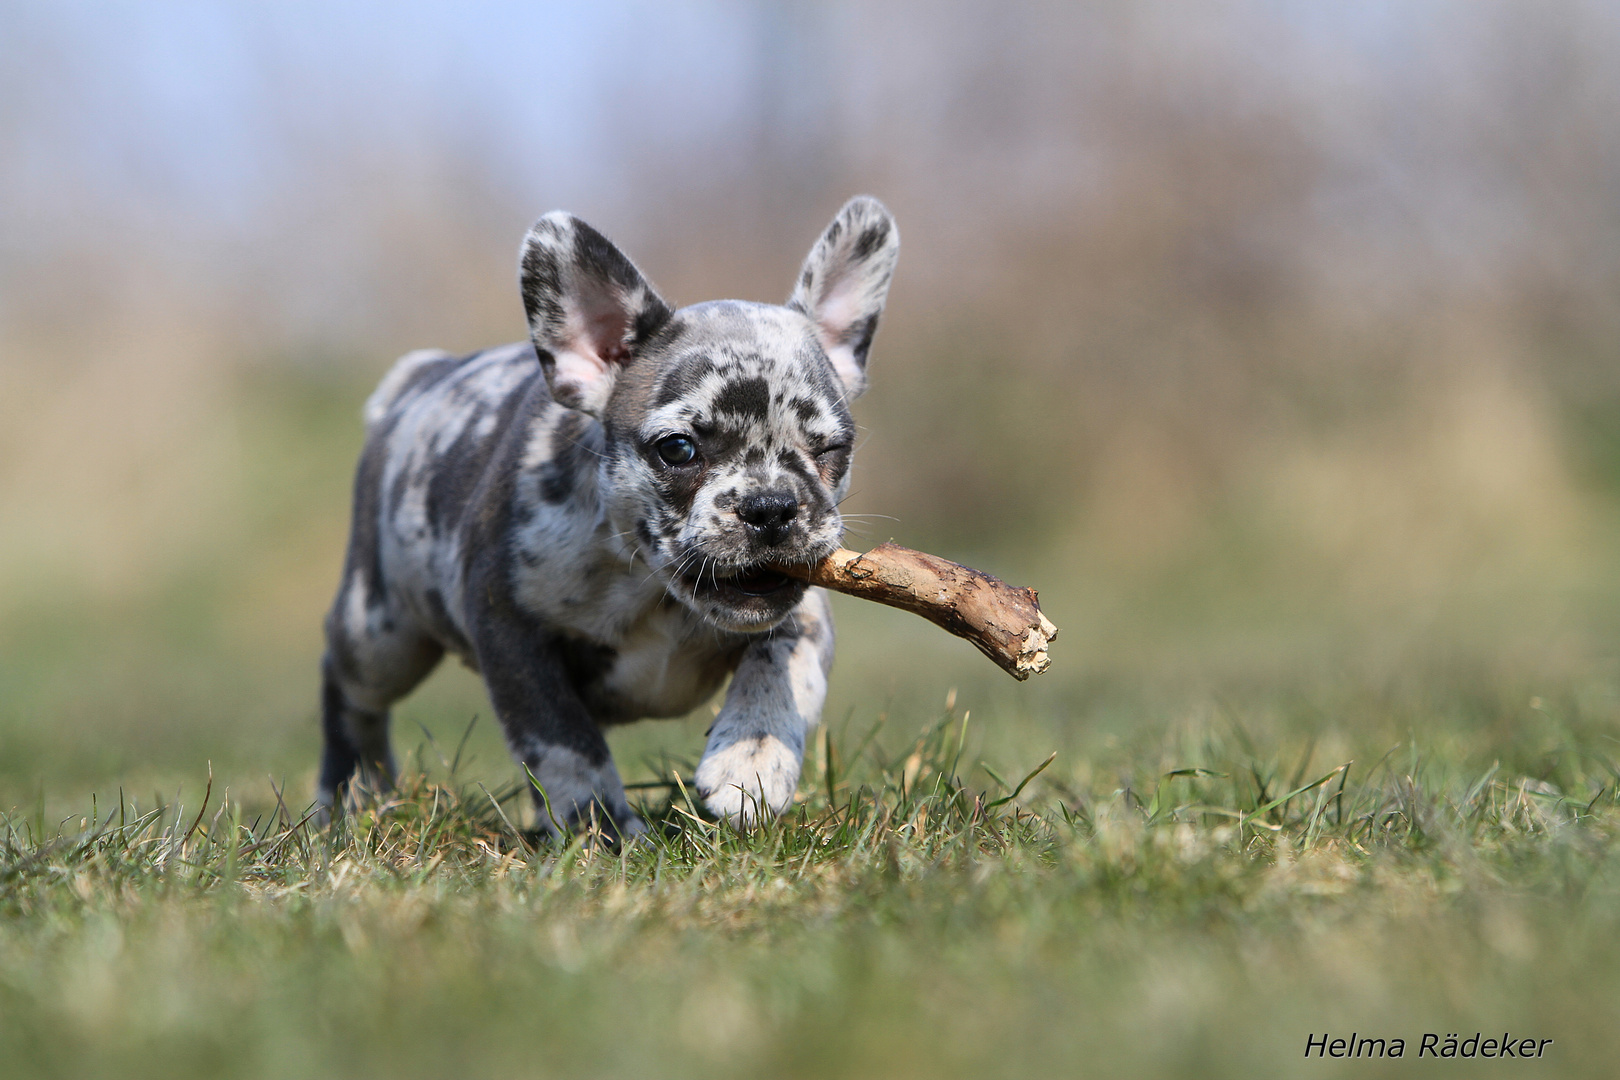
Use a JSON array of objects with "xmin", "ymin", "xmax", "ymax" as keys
[{"xmin": 318, "ymin": 196, "xmax": 899, "ymax": 837}]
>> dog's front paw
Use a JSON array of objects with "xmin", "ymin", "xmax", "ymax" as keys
[
  {"xmin": 524, "ymin": 745, "xmax": 646, "ymax": 843},
  {"xmin": 695, "ymin": 732, "xmax": 803, "ymax": 827}
]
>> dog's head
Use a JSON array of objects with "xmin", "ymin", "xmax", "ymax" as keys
[{"xmin": 518, "ymin": 197, "xmax": 900, "ymax": 632}]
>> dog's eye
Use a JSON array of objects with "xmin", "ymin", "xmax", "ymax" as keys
[{"xmin": 655, "ymin": 434, "xmax": 698, "ymax": 466}]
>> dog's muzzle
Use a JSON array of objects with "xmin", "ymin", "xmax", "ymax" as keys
[
  {"xmin": 681, "ymin": 561, "xmax": 797, "ymax": 598},
  {"xmin": 666, "ymin": 527, "xmax": 836, "ymax": 630}
]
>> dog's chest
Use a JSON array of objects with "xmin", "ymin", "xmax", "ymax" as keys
[
  {"xmin": 587, "ymin": 597, "xmax": 745, "ymax": 720},
  {"xmin": 506, "ymin": 513, "xmax": 744, "ymax": 720}
]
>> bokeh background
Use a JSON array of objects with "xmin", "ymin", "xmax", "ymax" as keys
[{"xmin": 4, "ymin": 0, "xmax": 1620, "ymax": 818}]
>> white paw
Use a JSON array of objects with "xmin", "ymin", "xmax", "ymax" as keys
[{"xmin": 695, "ymin": 732, "xmax": 803, "ymax": 827}]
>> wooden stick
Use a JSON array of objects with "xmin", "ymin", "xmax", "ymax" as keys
[{"xmin": 778, "ymin": 543, "xmax": 1058, "ymax": 680}]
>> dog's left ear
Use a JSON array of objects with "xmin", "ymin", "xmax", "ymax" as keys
[
  {"xmin": 788, "ymin": 196, "xmax": 900, "ymax": 399},
  {"xmin": 520, "ymin": 212, "xmax": 672, "ymax": 416}
]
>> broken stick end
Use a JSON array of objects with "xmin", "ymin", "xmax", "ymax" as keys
[{"xmin": 1011, "ymin": 609, "xmax": 1059, "ymax": 680}]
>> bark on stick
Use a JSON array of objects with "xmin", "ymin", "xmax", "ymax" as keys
[{"xmin": 778, "ymin": 543, "xmax": 1058, "ymax": 680}]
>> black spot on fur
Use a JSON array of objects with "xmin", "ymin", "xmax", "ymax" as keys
[
  {"xmin": 792, "ymin": 397, "xmax": 825, "ymax": 424},
  {"xmin": 843, "ymin": 313, "xmax": 880, "ymax": 370},
  {"xmin": 657, "ymin": 457, "xmax": 704, "ymax": 515},
  {"xmin": 421, "ymin": 587, "xmax": 471, "ymax": 655},
  {"xmin": 421, "ymin": 587, "xmax": 449, "ymax": 625},
  {"xmin": 520, "ymin": 244, "xmax": 566, "ymax": 342},
  {"xmin": 346, "ymin": 422, "xmax": 396, "ymax": 600},
  {"xmin": 570, "ymin": 225, "xmax": 670, "ymax": 334},
  {"xmin": 813, "ymin": 444, "xmax": 851, "ymax": 485},
  {"xmin": 538, "ymin": 467, "xmax": 570, "ymax": 504},
  {"xmin": 642, "ymin": 315, "xmax": 688, "ymax": 353},
  {"xmin": 424, "ymin": 378, "xmax": 532, "ymax": 535},
  {"xmin": 652, "ymin": 505, "xmax": 684, "ymax": 541},
  {"xmin": 457, "ymin": 587, "xmax": 616, "ymax": 769},
  {"xmin": 713, "ymin": 375, "xmax": 770, "ymax": 421},
  {"xmin": 423, "ymin": 423, "xmax": 483, "ymax": 535},
  {"xmin": 797, "ymin": 340, "xmax": 846, "ymax": 399},
  {"xmin": 553, "ymin": 633, "xmax": 619, "ymax": 688},
  {"xmin": 318, "ymin": 660, "xmax": 361, "ymax": 796},
  {"xmin": 654, "ymin": 354, "xmax": 718, "ymax": 407},
  {"xmin": 853, "ymin": 221, "xmax": 890, "ymax": 260},
  {"xmin": 776, "ymin": 447, "xmax": 825, "ymax": 492},
  {"xmin": 631, "ymin": 305, "xmax": 667, "ymax": 346},
  {"xmin": 538, "ymin": 411, "xmax": 596, "ymax": 504}
]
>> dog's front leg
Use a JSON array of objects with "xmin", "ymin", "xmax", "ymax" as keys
[
  {"xmin": 469, "ymin": 609, "xmax": 644, "ymax": 842},
  {"xmin": 696, "ymin": 588, "xmax": 835, "ymax": 826}
]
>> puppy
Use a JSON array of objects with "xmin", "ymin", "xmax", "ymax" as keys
[{"xmin": 319, "ymin": 197, "xmax": 899, "ymax": 836}]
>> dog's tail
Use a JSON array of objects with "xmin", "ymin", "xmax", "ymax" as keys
[{"xmin": 362, "ymin": 348, "xmax": 456, "ymax": 430}]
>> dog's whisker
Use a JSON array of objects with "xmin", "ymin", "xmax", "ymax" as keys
[
  {"xmin": 558, "ymin": 434, "xmax": 609, "ymax": 461},
  {"xmin": 605, "ymin": 527, "xmax": 645, "ymax": 570},
  {"xmin": 653, "ymin": 547, "xmax": 703, "ymax": 588},
  {"xmin": 640, "ymin": 550, "xmax": 683, "ymax": 588}
]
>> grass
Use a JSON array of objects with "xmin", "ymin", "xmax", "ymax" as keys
[
  {"xmin": 4, "ymin": 700, "xmax": 1618, "ymax": 1079},
  {"xmin": 6, "ymin": 364, "xmax": 1620, "ymax": 1077}
]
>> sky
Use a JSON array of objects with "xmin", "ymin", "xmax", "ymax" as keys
[{"xmin": 3, "ymin": 1, "xmax": 1618, "ymax": 351}]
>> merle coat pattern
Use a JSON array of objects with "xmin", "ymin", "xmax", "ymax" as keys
[{"xmin": 320, "ymin": 196, "xmax": 899, "ymax": 836}]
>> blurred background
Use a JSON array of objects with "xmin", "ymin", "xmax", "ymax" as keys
[{"xmin": 4, "ymin": 0, "xmax": 1620, "ymax": 817}]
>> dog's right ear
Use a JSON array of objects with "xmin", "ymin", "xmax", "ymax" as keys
[
  {"xmin": 520, "ymin": 213, "xmax": 672, "ymax": 416},
  {"xmin": 788, "ymin": 196, "xmax": 899, "ymax": 400}
]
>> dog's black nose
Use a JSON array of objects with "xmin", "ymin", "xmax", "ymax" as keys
[{"xmin": 737, "ymin": 491, "xmax": 799, "ymax": 546}]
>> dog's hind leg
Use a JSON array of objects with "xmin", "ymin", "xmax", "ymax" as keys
[
  {"xmin": 318, "ymin": 662, "xmax": 380, "ymax": 808},
  {"xmin": 319, "ymin": 585, "xmax": 444, "ymax": 815}
]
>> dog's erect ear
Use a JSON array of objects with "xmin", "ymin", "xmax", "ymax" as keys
[
  {"xmin": 787, "ymin": 196, "xmax": 900, "ymax": 399},
  {"xmin": 520, "ymin": 213, "xmax": 672, "ymax": 416}
]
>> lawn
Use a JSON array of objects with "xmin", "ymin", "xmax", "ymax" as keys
[
  {"xmin": 5, "ymin": 673, "xmax": 1619, "ymax": 1078},
  {"xmin": 3, "ymin": 366, "xmax": 1619, "ymax": 1078}
]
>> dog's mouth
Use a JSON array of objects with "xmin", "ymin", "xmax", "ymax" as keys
[
  {"xmin": 662, "ymin": 539, "xmax": 834, "ymax": 629},
  {"xmin": 680, "ymin": 563, "xmax": 797, "ymax": 600}
]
